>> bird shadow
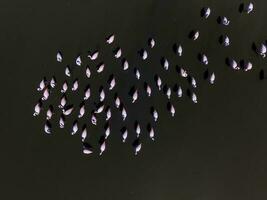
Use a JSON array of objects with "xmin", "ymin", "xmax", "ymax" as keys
[
  {"xmin": 104, "ymin": 122, "xmax": 109, "ymax": 130},
  {"xmin": 203, "ymin": 69, "xmax": 209, "ymax": 80},
  {"xmin": 82, "ymin": 142, "xmax": 92, "ymax": 149},
  {"xmin": 119, "ymin": 102, "xmax": 124, "ymax": 111},
  {"xmin": 60, "ymin": 113, "xmax": 65, "ymax": 121},
  {"xmin": 239, "ymin": 59, "xmax": 245, "ymax": 70},
  {"xmin": 120, "ymin": 126, "xmax": 127, "ymax": 134},
  {"xmin": 82, "ymin": 124, "xmax": 87, "ymax": 131},
  {"xmin": 45, "ymin": 120, "xmax": 52, "ymax": 128},
  {"xmin": 90, "ymin": 109, "xmax": 95, "ymax": 115},
  {"xmin": 134, "ymin": 67, "xmax": 138, "ymax": 75},
  {"xmin": 84, "ymin": 84, "xmax": 90, "ymax": 92},
  {"xmin": 148, "ymin": 38, "xmax": 153, "ymax": 46},
  {"xmin": 188, "ymin": 30, "xmax": 196, "ymax": 39},
  {"xmin": 225, "ymin": 57, "xmax": 230, "ymax": 66},
  {"xmin": 187, "ymin": 75, "xmax": 193, "ymax": 85},
  {"xmin": 99, "ymin": 85, "xmax": 103, "ymax": 92},
  {"xmin": 98, "ymin": 135, "xmax": 106, "ymax": 145},
  {"xmin": 197, "ymin": 53, "xmax": 203, "ymax": 62},
  {"xmin": 146, "ymin": 123, "xmax": 152, "ymax": 133},
  {"xmin": 173, "ymin": 84, "xmax": 178, "ymax": 93},
  {"xmin": 200, "ymin": 7, "xmax": 206, "ymax": 17},
  {"xmin": 121, "ymin": 58, "xmax": 127, "ymax": 66},
  {"xmin": 48, "ymin": 105, "xmax": 53, "ymax": 112},
  {"xmin": 42, "ymin": 76, "xmax": 47, "ymax": 84},
  {"xmin": 114, "ymin": 92, "xmax": 118, "ymax": 98},
  {"xmin": 160, "ymin": 57, "xmax": 165, "ymax": 67},
  {"xmin": 176, "ymin": 65, "xmax": 181, "ymax": 74},
  {"xmin": 107, "ymin": 74, "xmax": 114, "ymax": 85},
  {"xmin": 95, "ymin": 102, "xmax": 104, "ymax": 111},
  {"xmin": 114, "ymin": 92, "xmax": 119, "ymax": 100},
  {"xmin": 163, "ymin": 84, "xmax": 168, "ymax": 94},
  {"xmin": 239, "ymin": 3, "xmax": 244, "ymax": 13},
  {"xmin": 128, "ymin": 86, "xmax": 136, "ymax": 97},
  {"xmin": 96, "ymin": 62, "xmax": 104, "ymax": 69},
  {"xmin": 218, "ymin": 35, "xmax": 223, "ymax": 44},
  {"xmin": 72, "ymin": 78, "xmax": 78, "ymax": 87},
  {"xmin": 154, "ymin": 74, "xmax": 159, "ymax": 82},
  {"xmin": 38, "ymin": 98, "xmax": 43, "ymax": 106},
  {"xmin": 113, "ymin": 47, "xmax": 120, "ymax": 54},
  {"xmin": 260, "ymin": 69, "xmax": 265, "ymax": 80},
  {"xmin": 138, "ymin": 49, "xmax": 145, "ymax": 57},
  {"xmin": 167, "ymin": 102, "xmax": 172, "ymax": 112},
  {"xmin": 150, "ymin": 106, "xmax": 155, "ymax": 115},
  {"xmin": 63, "ymin": 104, "xmax": 73, "ymax": 111},
  {"xmin": 106, "ymin": 34, "xmax": 114, "ymax": 41},
  {"xmin": 251, "ymin": 42, "xmax": 257, "ymax": 53},
  {"xmin": 132, "ymin": 138, "xmax": 140, "ymax": 148},
  {"xmin": 216, "ymin": 17, "xmax": 222, "ymax": 24},
  {"xmin": 105, "ymin": 105, "xmax": 110, "ymax": 113},
  {"xmin": 79, "ymin": 101, "xmax": 85, "ymax": 108},
  {"xmin": 186, "ymin": 89, "xmax": 191, "ymax": 98},
  {"xmin": 134, "ymin": 121, "xmax": 140, "ymax": 132},
  {"xmin": 51, "ymin": 75, "xmax": 56, "ymax": 82},
  {"xmin": 72, "ymin": 120, "xmax": 78, "ymax": 127},
  {"xmin": 144, "ymin": 82, "xmax": 148, "ymax": 91},
  {"xmin": 172, "ymin": 43, "xmax": 178, "ymax": 54}
]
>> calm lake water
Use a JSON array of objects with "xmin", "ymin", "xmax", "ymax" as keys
[{"xmin": 2, "ymin": 0, "xmax": 267, "ymax": 199}]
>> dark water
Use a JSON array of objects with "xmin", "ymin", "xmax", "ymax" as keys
[{"xmin": 2, "ymin": 0, "xmax": 267, "ymax": 199}]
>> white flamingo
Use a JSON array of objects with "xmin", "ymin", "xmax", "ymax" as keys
[
  {"xmin": 59, "ymin": 95, "xmax": 67, "ymax": 108},
  {"xmin": 122, "ymin": 128, "xmax": 128, "ymax": 143},
  {"xmin": 123, "ymin": 60, "xmax": 129, "ymax": 70},
  {"xmin": 99, "ymin": 141, "xmax": 106, "ymax": 156},
  {"xmin": 245, "ymin": 2, "xmax": 254, "ymax": 14},
  {"xmin": 177, "ymin": 86, "xmax": 182, "ymax": 97},
  {"xmin": 33, "ymin": 101, "xmax": 42, "ymax": 116},
  {"xmin": 81, "ymin": 126, "xmax": 87, "ymax": 142},
  {"xmin": 177, "ymin": 44, "xmax": 182, "ymax": 56},
  {"xmin": 71, "ymin": 121, "xmax": 78, "ymax": 135},
  {"xmin": 85, "ymin": 66, "xmax": 91, "ymax": 78},
  {"xmin": 132, "ymin": 89, "xmax": 138, "ymax": 103},
  {"xmin": 59, "ymin": 115, "xmax": 65, "ymax": 128},
  {"xmin": 84, "ymin": 87, "xmax": 91, "ymax": 100},
  {"xmin": 44, "ymin": 121, "xmax": 51, "ymax": 134},
  {"xmin": 106, "ymin": 107, "xmax": 111, "ymax": 121},
  {"xmin": 149, "ymin": 127, "xmax": 155, "ymax": 141},
  {"xmin": 65, "ymin": 66, "xmax": 71, "ymax": 77},
  {"xmin": 42, "ymin": 88, "xmax": 50, "ymax": 101},
  {"xmin": 78, "ymin": 104, "xmax": 85, "ymax": 118},
  {"xmin": 149, "ymin": 38, "xmax": 155, "ymax": 48},
  {"xmin": 163, "ymin": 58, "xmax": 169, "ymax": 70},
  {"xmin": 114, "ymin": 48, "xmax": 122, "ymax": 58},
  {"xmin": 75, "ymin": 56, "xmax": 82, "ymax": 66},
  {"xmin": 134, "ymin": 143, "xmax": 142, "ymax": 155},
  {"xmin": 202, "ymin": 7, "xmax": 211, "ymax": 18},
  {"xmin": 106, "ymin": 34, "xmax": 115, "ymax": 44},
  {"xmin": 46, "ymin": 106, "xmax": 53, "ymax": 120},
  {"xmin": 96, "ymin": 63, "xmax": 105, "ymax": 73},
  {"xmin": 63, "ymin": 106, "xmax": 74, "ymax": 116},
  {"xmin": 61, "ymin": 81, "xmax": 68, "ymax": 93},
  {"xmin": 88, "ymin": 51, "xmax": 99, "ymax": 60},
  {"xmin": 71, "ymin": 79, "xmax": 79, "ymax": 91},
  {"xmin": 135, "ymin": 123, "xmax": 141, "ymax": 138},
  {"xmin": 56, "ymin": 51, "xmax": 63, "ymax": 62},
  {"xmin": 37, "ymin": 78, "xmax": 46, "ymax": 91},
  {"xmin": 141, "ymin": 49, "xmax": 148, "ymax": 60},
  {"xmin": 50, "ymin": 77, "xmax": 56, "ymax": 88},
  {"xmin": 209, "ymin": 72, "xmax": 216, "ymax": 84}
]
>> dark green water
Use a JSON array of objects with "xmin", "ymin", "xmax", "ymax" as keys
[{"xmin": 2, "ymin": 0, "xmax": 267, "ymax": 199}]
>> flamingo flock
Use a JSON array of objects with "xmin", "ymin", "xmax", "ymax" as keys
[{"xmin": 33, "ymin": 2, "xmax": 262, "ymax": 156}]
